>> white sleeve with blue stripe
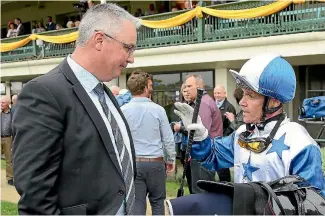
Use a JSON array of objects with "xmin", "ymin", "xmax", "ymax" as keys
[
  {"xmin": 290, "ymin": 144, "xmax": 325, "ymax": 197},
  {"xmin": 191, "ymin": 132, "xmax": 235, "ymax": 171}
]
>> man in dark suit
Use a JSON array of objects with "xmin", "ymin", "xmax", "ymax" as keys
[
  {"xmin": 214, "ymin": 85, "xmax": 236, "ymax": 136},
  {"xmin": 12, "ymin": 3, "xmax": 140, "ymax": 215},
  {"xmin": 213, "ymin": 85, "xmax": 236, "ymax": 183},
  {"xmin": 14, "ymin": 18, "xmax": 25, "ymax": 36},
  {"xmin": 46, "ymin": 16, "xmax": 56, "ymax": 31}
]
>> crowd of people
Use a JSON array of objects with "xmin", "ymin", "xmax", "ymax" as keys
[{"xmin": 1, "ymin": 2, "xmax": 325, "ymax": 215}]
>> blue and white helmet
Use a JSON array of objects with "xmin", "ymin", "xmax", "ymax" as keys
[{"xmin": 229, "ymin": 54, "xmax": 296, "ymax": 103}]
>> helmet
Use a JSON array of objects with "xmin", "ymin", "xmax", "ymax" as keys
[{"xmin": 229, "ymin": 54, "xmax": 296, "ymax": 103}]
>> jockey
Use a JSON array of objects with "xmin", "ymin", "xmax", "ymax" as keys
[{"xmin": 168, "ymin": 54, "xmax": 325, "ymax": 215}]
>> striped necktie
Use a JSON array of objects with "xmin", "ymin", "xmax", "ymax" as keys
[{"xmin": 93, "ymin": 83, "xmax": 135, "ymax": 214}]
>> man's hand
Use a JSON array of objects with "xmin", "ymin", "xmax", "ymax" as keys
[
  {"xmin": 166, "ymin": 162, "xmax": 175, "ymax": 173},
  {"xmin": 225, "ymin": 112, "xmax": 235, "ymax": 122},
  {"xmin": 174, "ymin": 102, "xmax": 208, "ymax": 141},
  {"xmin": 173, "ymin": 123, "xmax": 181, "ymax": 132}
]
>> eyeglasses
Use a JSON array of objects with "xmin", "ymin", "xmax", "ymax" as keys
[{"xmin": 94, "ymin": 30, "xmax": 136, "ymax": 55}]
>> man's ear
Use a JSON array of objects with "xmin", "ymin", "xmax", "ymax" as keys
[{"xmin": 268, "ymin": 98, "xmax": 281, "ymax": 108}]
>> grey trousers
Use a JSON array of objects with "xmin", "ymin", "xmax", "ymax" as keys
[
  {"xmin": 134, "ymin": 161, "xmax": 166, "ymax": 215},
  {"xmin": 190, "ymin": 159, "xmax": 216, "ymax": 194}
]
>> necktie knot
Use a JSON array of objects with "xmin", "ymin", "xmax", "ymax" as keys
[{"xmin": 93, "ymin": 83, "xmax": 105, "ymax": 97}]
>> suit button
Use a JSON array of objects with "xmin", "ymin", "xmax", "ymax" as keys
[{"xmin": 118, "ymin": 190, "xmax": 124, "ymax": 196}]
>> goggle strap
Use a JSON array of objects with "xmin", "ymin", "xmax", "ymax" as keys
[{"xmin": 265, "ymin": 113, "xmax": 286, "ymax": 145}]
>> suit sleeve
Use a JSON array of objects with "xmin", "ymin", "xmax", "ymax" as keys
[
  {"xmin": 289, "ymin": 145, "xmax": 325, "ymax": 197},
  {"xmin": 191, "ymin": 132, "xmax": 235, "ymax": 171},
  {"xmin": 12, "ymin": 81, "xmax": 64, "ymax": 215}
]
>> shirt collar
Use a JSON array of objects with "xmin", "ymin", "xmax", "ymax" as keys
[
  {"xmin": 67, "ymin": 55, "xmax": 100, "ymax": 93},
  {"xmin": 1, "ymin": 109, "xmax": 11, "ymax": 114},
  {"xmin": 217, "ymin": 99, "xmax": 225, "ymax": 108},
  {"xmin": 130, "ymin": 97, "xmax": 151, "ymax": 103}
]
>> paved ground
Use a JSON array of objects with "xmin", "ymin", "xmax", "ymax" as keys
[{"xmin": 1, "ymin": 169, "xmax": 19, "ymax": 203}]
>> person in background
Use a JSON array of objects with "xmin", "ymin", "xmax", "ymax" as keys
[
  {"xmin": 1, "ymin": 96, "xmax": 14, "ymax": 186},
  {"xmin": 214, "ymin": 85, "xmax": 236, "ymax": 136},
  {"xmin": 184, "ymin": 0, "xmax": 192, "ymax": 9},
  {"xmin": 145, "ymin": 3, "xmax": 155, "ymax": 16},
  {"xmin": 56, "ymin": 24, "xmax": 63, "ymax": 30},
  {"xmin": 46, "ymin": 16, "xmax": 56, "ymax": 31},
  {"xmin": 88, "ymin": 0, "xmax": 95, "ymax": 8},
  {"xmin": 173, "ymin": 83, "xmax": 193, "ymax": 194},
  {"xmin": 34, "ymin": 21, "xmax": 46, "ymax": 47},
  {"xmin": 182, "ymin": 74, "xmax": 223, "ymax": 193},
  {"xmin": 134, "ymin": 8, "xmax": 144, "ymax": 17},
  {"xmin": 75, "ymin": 21, "xmax": 81, "ymax": 28},
  {"xmin": 110, "ymin": 85, "xmax": 120, "ymax": 96},
  {"xmin": 15, "ymin": 18, "xmax": 25, "ymax": 36},
  {"xmin": 66, "ymin": 21, "xmax": 75, "ymax": 28},
  {"xmin": 121, "ymin": 71, "xmax": 175, "ymax": 215},
  {"xmin": 225, "ymin": 87, "xmax": 244, "ymax": 131},
  {"xmin": 116, "ymin": 88, "xmax": 132, "ymax": 107},
  {"xmin": 7, "ymin": 21, "xmax": 17, "ymax": 38},
  {"xmin": 11, "ymin": 94, "xmax": 18, "ymax": 115}
]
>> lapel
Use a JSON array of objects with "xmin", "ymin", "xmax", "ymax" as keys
[
  {"xmin": 103, "ymin": 85, "xmax": 137, "ymax": 177},
  {"xmin": 59, "ymin": 58, "xmax": 123, "ymax": 178}
]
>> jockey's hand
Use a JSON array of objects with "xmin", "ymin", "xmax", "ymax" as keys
[{"xmin": 174, "ymin": 102, "xmax": 208, "ymax": 141}]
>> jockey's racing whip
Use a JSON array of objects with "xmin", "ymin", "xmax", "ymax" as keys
[{"xmin": 177, "ymin": 88, "xmax": 204, "ymax": 197}]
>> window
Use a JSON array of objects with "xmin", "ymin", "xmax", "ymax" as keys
[
  {"xmin": 181, "ymin": 71, "xmax": 214, "ymax": 89},
  {"xmin": 153, "ymin": 73, "xmax": 181, "ymax": 90},
  {"xmin": 0, "ymin": 83, "xmax": 6, "ymax": 95},
  {"xmin": 10, "ymin": 82, "xmax": 23, "ymax": 95}
]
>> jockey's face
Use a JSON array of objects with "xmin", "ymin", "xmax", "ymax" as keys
[{"xmin": 239, "ymin": 88, "xmax": 264, "ymax": 124}]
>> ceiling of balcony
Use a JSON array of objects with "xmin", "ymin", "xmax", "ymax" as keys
[{"xmin": 1, "ymin": 1, "xmax": 39, "ymax": 12}]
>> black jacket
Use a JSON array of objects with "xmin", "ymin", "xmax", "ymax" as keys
[
  {"xmin": 12, "ymin": 58, "xmax": 136, "ymax": 215},
  {"xmin": 218, "ymin": 98, "xmax": 236, "ymax": 136},
  {"xmin": 46, "ymin": 22, "xmax": 56, "ymax": 31}
]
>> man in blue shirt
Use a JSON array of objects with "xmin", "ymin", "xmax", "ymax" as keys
[{"xmin": 121, "ymin": 70, "xmax": 176, "ymax": 215}]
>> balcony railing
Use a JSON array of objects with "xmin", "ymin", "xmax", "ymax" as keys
[{"xmin": 1, "ymin": 0, "xmax": 325, "ymax": 63}]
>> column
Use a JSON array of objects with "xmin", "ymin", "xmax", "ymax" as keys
[{"xmin": 5, "ymin": 81, "xmax": 11, "ymax": 98}]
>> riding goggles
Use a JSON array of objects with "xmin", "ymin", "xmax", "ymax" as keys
[{"xmin": 238, "ymin": 135, "xmax": 270, "ymax": 153}]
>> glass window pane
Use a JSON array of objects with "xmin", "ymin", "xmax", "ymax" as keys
[
  {"xmin": 182, "ymin": 71, "xmax": 214, "ymax": 89},
  {"xmin": 1, "ymin": 83, "xmax": 6, "ymax": 95},
  {"xmin": 11, "ymin": 82, "xmax": 23, "ymax": 95},
  {"xmin": 152, "ymin": 73, "xmax": 181, "ymax": 91}
]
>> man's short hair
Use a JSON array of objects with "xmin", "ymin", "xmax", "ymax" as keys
[
  {"xmin": 127, "ymin": 70, "xmax": 152, "ymax": 96},
  {"xmin": 185, "ymin": 74, "xmax": 205, "ymax": 88}
]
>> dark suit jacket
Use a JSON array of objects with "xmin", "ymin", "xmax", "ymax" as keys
[
  {"xmin": 46, "ymin": 22, "xmax": 56, "ymax": 31},
  {"xmin": 16, "ymin": 24, "xmax": 25, "ymax": 36},
  {"xmin": 218, "ymin": 98, "xmax": 236, "ymax": 136},
  {"xmin": 12, "ymin": 58, "xmax": 136, "ymax": 215}
]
